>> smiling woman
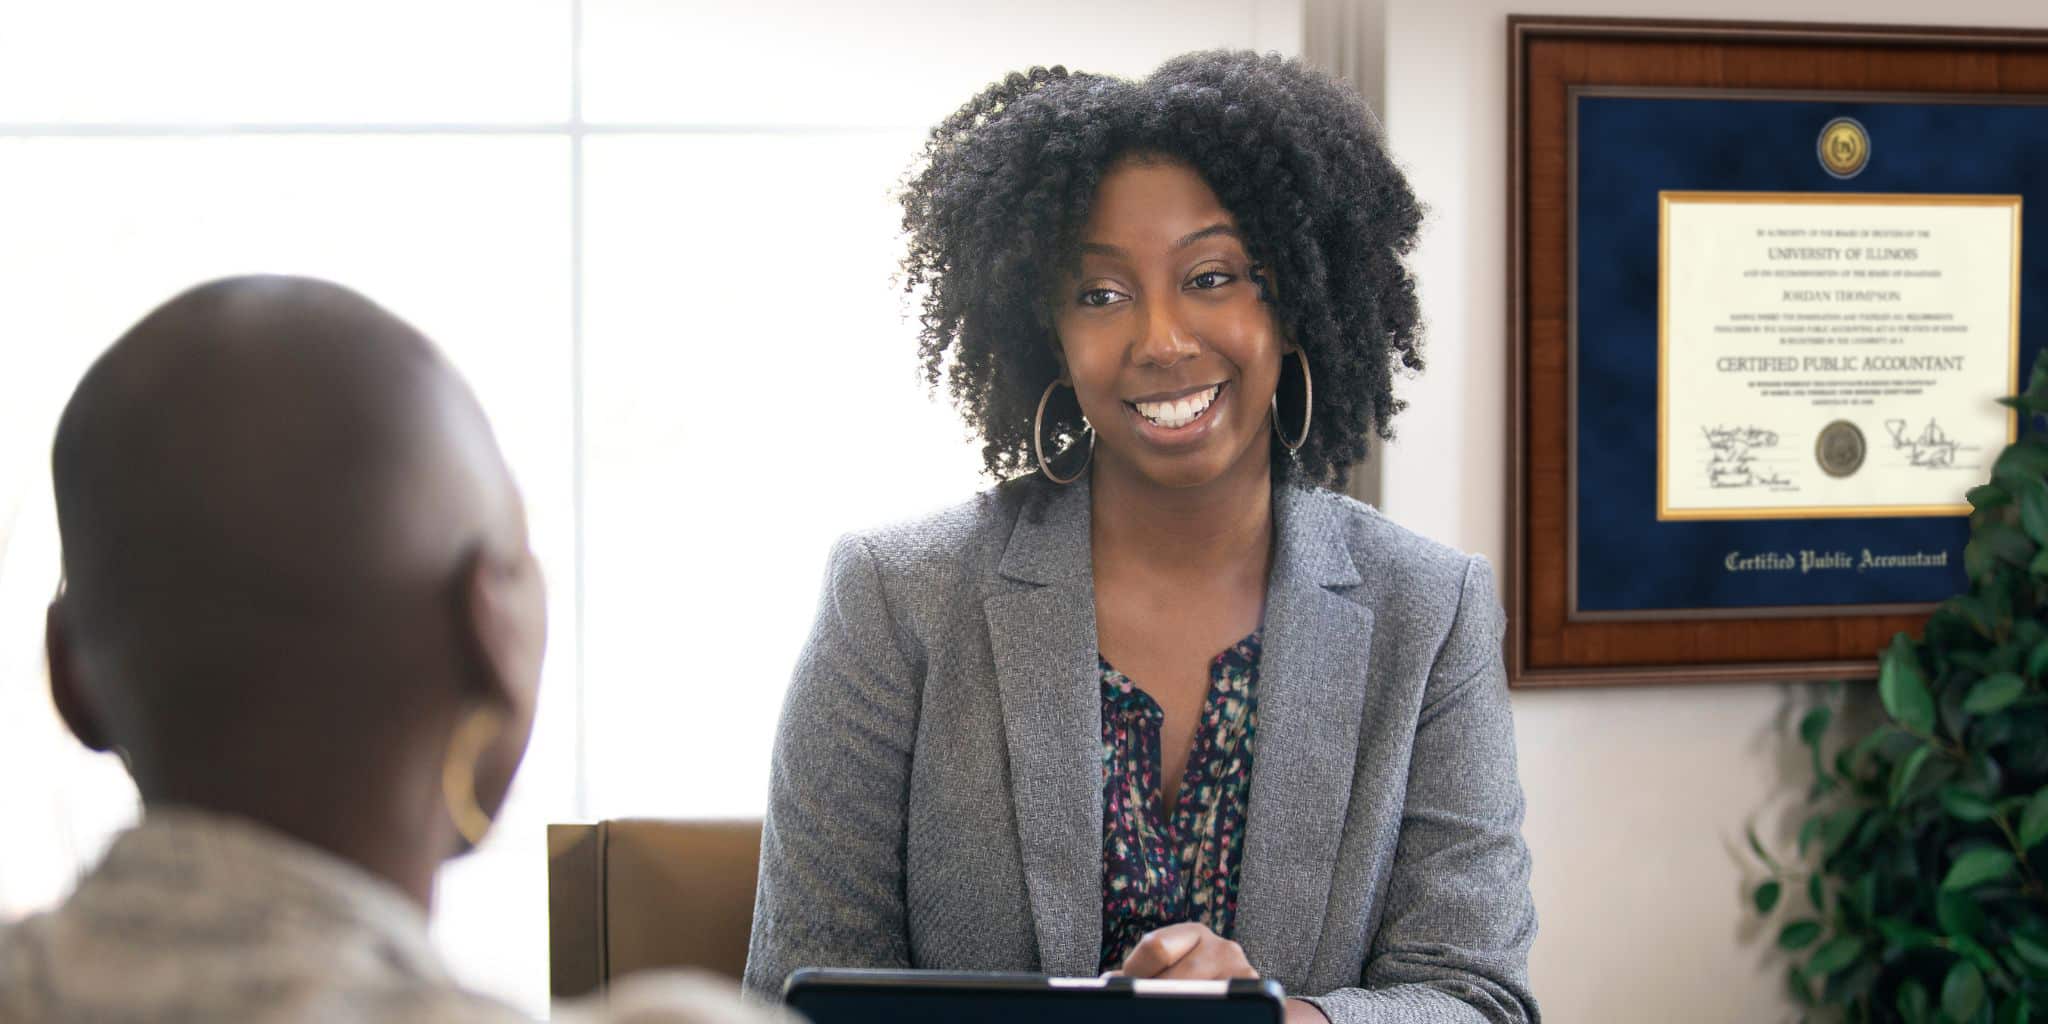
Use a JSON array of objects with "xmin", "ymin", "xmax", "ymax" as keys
[{"xmin": 742, "ymin": 51, "xmax": 1539, "ymax": 1024}]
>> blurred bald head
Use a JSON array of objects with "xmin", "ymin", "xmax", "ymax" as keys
[{"xmin": 48, "ymin": 276, "xmax": 544, "ymax": 822}]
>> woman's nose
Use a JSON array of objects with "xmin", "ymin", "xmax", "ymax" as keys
[{"xmin": 1133, "ymin": 301, "xmax": 1200, "ymax": 367}]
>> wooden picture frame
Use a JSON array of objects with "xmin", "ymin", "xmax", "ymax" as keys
[{"xmin": 1506, "ymin": 16, "xmax": 2048, "ymax": 687}]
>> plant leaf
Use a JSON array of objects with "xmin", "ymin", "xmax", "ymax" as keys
[
  {"xmin": 2021, "ymin": 786, "xmax": 2048, "ymax": 850},
  {"xmin": 1941, "ymin": 960, "xmax": 1984, "ymax": 1024},
  {"xmin": 1939, "ymin": 787, "xmax": 1998, "ymax": 822},
  {"xmin": 1801, "ymin": 706, "xmax": 1835, "ymax": 798},
  {"xmin": 1821, "ymin": 807, "xmax": 1864, "ymax": 857},
  {"xmin": 1823, "ymin": 960, "xmax": 1878, "ymax": 1008},
  {"xmin": 1807, "ymin": 873, "xmax": 1823, "ymax": 912},
  {"xmin": 1745, "ymin": 822, "xmax": 1779, "ymax": 871},
  {"xmin": 1951, "ymin": 934, "xmax": 1998, "ymax": 972},
  {"xmin": 1805, "ymin": 773, "xmax": 1834, "ymax": 802},
  {"xmin": 1787, "ymin": 964, "xmax": 1813, "ymax": 1008},
  {"xmin": 1937, "ymin": 890, "xmax": 1985, "ymax": 939},
  {"xmin": 1880, "ymin": 635, "xmax": 1938, "ymax": 734},
  {"xmin": 1968, "ymin": 483, "xmax": 2012, "ymax": 511},
  {"xmin": 1753, "ymin": 879, "xmax": 1781, "ymax": 914},
  {"xmin": 1996, "ymin": 995, "xmax": 2031, "ymax": 1024},
  {"xmin": 1942, "ymin": 848, "xmax": 2017, "ymax": 891},
  {"xmin": 1975, "ymin": 755, "xmax": 2009, "ymax": 796},
  {"xmin": 2029, "ymin": 639, "xmax": 2048, "ymax": 681},
  {"xmin": 1876, "ymin": 917, "xmax": 1939, "ymax": 953},
  {"xmin": 1798, "ymin": 815, "xmax": 1823, "ymax": 857},
  {"xmin": 2020, "ymin": 477, "xmax": 2048, "ymax": 544},
  {"xmin": 1839, "ymin": 728, "xmax": 1893, "ymax": 778},
  {"xmin": 1799, "ymin": 706, "xmax": 1832, "ymax": 748},
  {"xmin": 1967, "ymin": 538, "xmax": 1993, "ymax": 581},
  {"xmin": 1993, "ymin": 441, "xmax": 2048, "ymax": 488},
  {"xmin": 1982, "ymin": 523, "xmax": 2037, "ymax": 568},
  {"xmin": 1897, "ymin": 978, "xmax": 1931, "ymax": 1024},
  {"xmin": 1891, "ymin": 743, "xmax": 1933, "ymax": 806},
  {"xmin": 2012, "ymin": 930, "xmax": 2048, "ymax": 973},
  {"xmin": 1947, "ymin": 594, "xmax": 1995, "ymax": 636},
  {"xmin": 1779, "ymin": 920, "xmax": 1822, "ymax": 950},
  {"xmin": 1805, "ymin": 935, "xmax": 1864, "ymax": 977},
  {"xmin": 2013, "ymin": 616, "xmax": 2044, "ymax": 650},
  {"xmin": 1963, "ymin": 672, "xmax": 2026, "ymax": 714},
  {"xmin": 1999, "ymin": 948, "xmax": 2035, "ymax": 984}
]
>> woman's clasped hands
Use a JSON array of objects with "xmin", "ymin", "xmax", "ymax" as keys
[
  {"xmin": 1107, "ymin": 923, "xmax": 1329, "ymax": 1023},
  {"xmin": 1108, "ymin": 922, "xmax": 1256, "ymax": 981}
]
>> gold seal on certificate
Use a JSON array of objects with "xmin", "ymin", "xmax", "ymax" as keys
[
  {"xmin": 1817, "ymin": 117, "xmax": 1870, "ymax": 179},
  {"xmin": 1815, "ymin": 420, "xmax": 1866, "ymax": 477},
  {"xmin": 1657, "ymin": 191, "xmax": 2021, "ymax": 521}
]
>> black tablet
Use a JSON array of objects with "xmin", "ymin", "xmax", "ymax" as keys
[{"xmin": 783, "ymin": 968, "xmax": 1287, "ymax": 1023}]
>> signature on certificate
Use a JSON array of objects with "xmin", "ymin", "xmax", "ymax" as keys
[
  {"xmin": 1883, "ymin": 418, "xmax": 1976, "ymax": 469},
  {"xmin": 1875, "ymin": 417, "xmax": 1974, "ymax": 468},
  {"xmin": 1703, "ymin": 425, "xmax": 1790, "ymax": 489}
]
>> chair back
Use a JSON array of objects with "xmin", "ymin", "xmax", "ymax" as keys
[{"xmin": 548, "ymin": 818, "xmax": 762, "ymax": 999}]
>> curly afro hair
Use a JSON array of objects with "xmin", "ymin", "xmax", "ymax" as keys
[{"xmin": 899, "ymin": 50, "xmax": 1424, "ymax": 492}]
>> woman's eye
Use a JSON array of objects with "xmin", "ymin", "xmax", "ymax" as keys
[
  {"xmin": 1189, "ymin": 271, "xmax": 1235, "ymax": 290},
  {"xmin": 1079, "ymin": 288, "xmax": 1124, "ymax": 308}
]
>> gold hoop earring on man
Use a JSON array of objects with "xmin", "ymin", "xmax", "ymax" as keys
[{"xmin": 441, "ymin": 706, "xmax": 506, "ymax": 847}]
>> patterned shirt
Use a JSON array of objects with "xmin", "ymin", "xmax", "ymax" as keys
[{"xmin": 1098, "ymin": 630, "xmax": 1261, "ymax": 973}]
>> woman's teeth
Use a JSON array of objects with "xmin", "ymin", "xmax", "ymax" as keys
[{"xmin": 1134, "ymin": 385, "xmax": 1220, "ymax": 429}]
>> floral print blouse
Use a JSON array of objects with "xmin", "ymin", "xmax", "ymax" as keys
[{"xmin": 1098, "ymin": 630, "xmax": 1262, "ymax": 973}]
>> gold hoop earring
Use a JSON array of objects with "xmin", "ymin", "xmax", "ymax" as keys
[
  {"xmin": 442, "ymin": 707, "xmax": 506, "ymax": 847},
  {"xmin": 1034, "ymin": 378, "xmax": 1094, "ymax": 485},
  {"xmin": 1272, "ymin": 348, "xmax": 1312, "ymax": 452}
]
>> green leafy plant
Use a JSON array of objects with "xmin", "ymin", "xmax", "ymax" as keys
[{"xmin": 1748, "ymin": 353, "xmax": 2048, "ymax": 1023}]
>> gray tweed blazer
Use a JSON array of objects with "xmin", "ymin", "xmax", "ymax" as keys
[{"xmin": 743, "ymin": 478, "xmax": 1538, "ymax": 1023}]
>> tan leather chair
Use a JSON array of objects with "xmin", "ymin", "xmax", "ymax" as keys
[{"xmin": 548, "ymin": 819, "xmax": 762, "ymax": 1000}]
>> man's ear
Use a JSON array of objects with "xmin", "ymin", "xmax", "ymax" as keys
[
  {"xmin": 47, "ymin": 596, "xmax": 111, "ymax": 752},
  {"xmin": 454, "ymin": 546, "xmax": 547, "ymax": 847},
  {"xmin": 461, "ymin": 547, "xmax": 547, "ymax": 717}
]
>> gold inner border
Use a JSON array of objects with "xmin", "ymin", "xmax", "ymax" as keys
[{"xmin": 1655, "ymin": 190, "xmax": 2022, "ymax": 522}]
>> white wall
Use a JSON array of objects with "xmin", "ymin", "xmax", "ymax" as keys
[{"xmin": 1369, "ymin": 0, "xmax": 2048, "ymax": 1019}]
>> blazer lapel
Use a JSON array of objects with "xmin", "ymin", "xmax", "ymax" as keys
[
  {"xmin": 1235, "ymin": 486, "xmax": 1373, "ymax": 989},
  {"xmin": 983, "ymin": 481, "xmax": 1104, "ymax": 977}
]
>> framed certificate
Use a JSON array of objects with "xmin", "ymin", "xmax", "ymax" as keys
[
  {"xmin": 1508, "ymin": 17, "xmax": 2048, "ymax": 686},
  {"xmin": 1659, "ymin": 192, "xmax": 2019, "ymax": 522}
]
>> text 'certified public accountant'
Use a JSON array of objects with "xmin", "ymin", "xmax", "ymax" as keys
[{"xmin": 1657, "ymin": 191, "xmax": 2021, "ymax": 521}]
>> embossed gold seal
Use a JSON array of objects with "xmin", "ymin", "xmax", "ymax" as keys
[
  {"xmin": 1817, "ymin": 117, "xmax": 1870, "ymax": 180},
  {"xmin": 1816, "ymin": 420, "xmax": 1866, "ymax": 478}
]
